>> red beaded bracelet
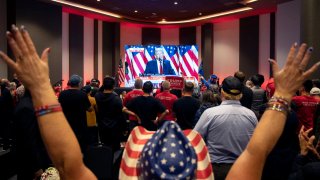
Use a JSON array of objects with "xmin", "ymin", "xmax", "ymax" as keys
[{"xmin": 34, "ymin": 104, "xmax": 62, "ymax": 117}]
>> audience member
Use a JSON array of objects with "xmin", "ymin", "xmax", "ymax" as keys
[
  {"xmin": 59, "ymin": 74, "xmax": 91, "ymax": 152},
  {"xmin": 0, "ymin": 78, "xmax": 14, "ymax": 150},
  {"xmin": 234, "ymin": 71, "xmax": 253, "ymax": 109},
  {"xmin": 155, "ymin": 80, "xmax": 178, "ymax": 126},
  {"xmin": 83, "ymin": 85, "xmax": 98, "ymax": 145},
  {"xmin": 200, "ymin": 74, "xmax": 219, "ymax": 91},
  {"xmin": 122, "ymin": 78, "xmax": 144, "ymax": 131},
  {"xmin": 14, "ymin": 90, "xmax": 51, "ymax": 179},
  {"xmin": 251, "ymin": 74, "xmax": 268, "ymax": 118},
  {"xmin": 292, "ymin": 80, "xmax": 320, "ymax": 132},
  {"xmin": 173, "ymin": 82, "xmax": 200, "ymax": 129},
  {"xmin": 194, "ymin": 90, "xmax": 218, "ymax": 123},
  {"xmin": 194, "ymin": 76, "xmax": 258, "ymax": 180},
  {"xmin": 123, "ymin": 81, "xmax": 167, "ymax": 131},
  {"xmin": 95, "ymin": 77, "xmax": 125, "ymax": 152}
]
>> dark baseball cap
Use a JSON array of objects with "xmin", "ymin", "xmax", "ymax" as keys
[
  {"xmin": 222, "ymin": 76, "xmax": 242, "ymax": 95},
  {"xmin": 69, "ymin": 74, "xmax": 82, "ymax": 86}
]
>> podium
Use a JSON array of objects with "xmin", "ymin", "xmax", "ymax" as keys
[{"xmin": 126, "ymin": 76, "xmax": 197, "ymax": 89}]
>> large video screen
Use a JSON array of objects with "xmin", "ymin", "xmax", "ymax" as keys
[{"xmin": 124, "ymin": 45, "xmax": 198, "ymax": 87}]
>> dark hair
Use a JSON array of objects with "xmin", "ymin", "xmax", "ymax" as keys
[
  {"xmin": 143, "ymin": 81, "xmax": 153, "ymax": 94},
  {"xmin": 303, "ymin": 79, "xmax": 314, "ymax": 93},
  {"xmin": 183, "ymin": 82, "xmax": 194, "ymax": 93},
  {"xmin": 257, "ymin": 74, "xmax": 265, "ymax": 86},
  {"xmin": 251, "ymin": 75, "xmax": 262, "ymax": 86},
  {"xmin": 234, "ymin": 71, "xmax": 246, "ymax": 83},
  {"xmin": 201, "ymin": 90, "xmax": 214, "ymax": 104},
  {"xmin": 103, "ymin": 77, "xmax": 115, "ymax": 90}
]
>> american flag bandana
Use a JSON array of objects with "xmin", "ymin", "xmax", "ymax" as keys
[{"xmin": 119, "ymin": 121, "xmax": 214, "ymax": 179}]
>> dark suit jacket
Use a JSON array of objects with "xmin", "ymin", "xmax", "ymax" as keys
[{"xmin": 144, "ymin": 59, "xmax": 175, "ymax": 75}]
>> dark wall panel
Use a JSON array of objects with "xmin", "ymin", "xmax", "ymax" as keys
[
  {"xmin": 16, "ymin": 0, "xmax": 62, "ymax": 83},
  {"xmin": 69, "ymin": 14, "xmax": 84, "ymax": 78},
  {"xmin": 102, "ymin": 22, "xmax": 120, "ymax": 77},
  {"xmin": 270, "ymin": 13, "xmax": 275, "ymax": 77},
  {"xmin": 179, "ymin": 27, "xmax": 196, "ymax": 45},
  {"xmin": 239, "ymin": 16, "xmax": 259, "ymax": 79},
  {"xmin": 142, "ymin": 28, "xmax": 161, "ymax": 45},
  {"xmin": 301, "ymin": 0, "xmax": 320, "ymax": 79},
  {"xmin": 201, "ymin": 23, "xmax": 213, "ymax": 78}
]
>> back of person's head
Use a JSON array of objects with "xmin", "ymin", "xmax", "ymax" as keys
[
  {"xmin": 234, "ymin": 71, "xmax": 246, "ymax": 83},
  {"xmin": 221, "ymin": 76, "xmax": 242, "ymax": 100},
  {"xmin": 90, "ymin": 78, "xmax": 100, "ymax": 88},
  {"xmin": 103, "ymin": 77, "xmax": 115, "ymax": 90},
  {"xmin": 251, "ymin": 75, "xmax": 261, "ymax": 86},
  {"xmin": 134, "ymin": 79, "xmax": 143, "ymax": 89},
  {"xmin": 303, "ymin": 79, "xmax": 314, "ymax": 93},
  {"xmin": 183, "ymin": 82, "xmax": 194, "ymax": 93},
  {"xmin": 162, "ymin": 80, "xmax": 170, "ymax": 91},
  {"xmin": 83, "ymin": 85, "xmax": 92, "ymax": 94},
  {"xmin": 143, "ymin": 81, "xmax": 153, "ymax": 94},
  {"xmin": 310, "ymin": 87, "xmax": 320, "ymax": 96},
  {"xmin": 69, "ymin": 74, "xmax": 82, "ymax": 87},
  {"xmin": 201, "ymin": 90, "xmax": 214, "ymax": 104}
]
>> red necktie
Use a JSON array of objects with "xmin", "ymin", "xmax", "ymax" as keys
[{"xmin": 160, "ymin": 60, "xmax": 163, "ymax": 74}]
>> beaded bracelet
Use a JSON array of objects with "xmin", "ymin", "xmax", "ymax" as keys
[
  {"xmin": 266, "ymin": 102, "xmax": 288, "ymax": 115},
  {"xmin": 269, "ymin": 96, "xmax": 290, "ymax": 106},
  {"xmin": 34, "ymin": 104, "xmax": 62, "ymax": 117}
]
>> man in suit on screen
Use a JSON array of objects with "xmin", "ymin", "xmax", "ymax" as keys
[{"xmin": 144, "ymin": 48, "xmax": 175, "ymax": 75}]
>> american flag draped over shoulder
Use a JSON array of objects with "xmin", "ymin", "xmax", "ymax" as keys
[
  {"xmin": 179, "ymin": 45, "xmax": 199, "ymax": 79},
  {"xmin": 119, "ymin": 124, "xmax": 214, "ymax": 179}
]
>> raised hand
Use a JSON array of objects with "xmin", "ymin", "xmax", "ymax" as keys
[{"xmin": 269, "ymin": 43, "xmax": 320, "ymax": 101}]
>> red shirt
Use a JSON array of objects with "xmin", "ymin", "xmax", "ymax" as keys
[
  {"xmin": 155, "ymin": 91, "xmax": 178, "ymax": 121},
  {"xmin": 292, "ymin": 95, "xmax": 320, "ymax": 131},
  {"xmin": 123, "ymin": 89, "xmax": 144, "ymax": 121}
]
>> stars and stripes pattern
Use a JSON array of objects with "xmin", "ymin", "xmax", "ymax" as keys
[
  {"xmin": 117, "ymin": 60, "xmax": 125, "ymax": 87},
  {"xmin": 179, "ymin": 45, "xmax": 199, "ymax": 80},
  {"xmin": 119, "ymin": 124, "xmax": 214, "ymax": 179},
  {"xmin": 124, "ymin": 45, "xmax": 199, "ymax": 86}
]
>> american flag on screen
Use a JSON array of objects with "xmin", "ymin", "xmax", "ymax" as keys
[
  {"xmin": 179, "ymin": 45, "xmax": 199, "ymax": 80},
  {"xmin": 124, "ymin": 45, "xmax": 145, "ymax": 85},
  {"xmin": 163, "ymin": 45, "xmax": 180, "ymax": 75},
  {"xmin": 117, "ymin": 59, "xmax": 125, "ymax": 87},
  {"xmin": 119, "ymin": 126, "xmax": 214, "ymax": 179}
]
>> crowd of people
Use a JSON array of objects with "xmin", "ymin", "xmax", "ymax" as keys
[{"xmin": 1, "ymin": 25, "xmax": 320, "ymax": 179}]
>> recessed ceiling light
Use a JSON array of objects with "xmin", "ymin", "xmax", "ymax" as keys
[
  {"xmin": 134, "ymin": 10, "xmax": 138, "ymax": 13},
  {"xmin": 199, "ymin": 12, "xmax": 202, "ymax": 15},
  {"xmin": 97, "ymin": 0, "xmax": 100, "ymax": 1},
  {"xmin": 162, "ymin": 19, "xmax": 166, "ymax": 22},
  {"xmin": 174, "ymin": 2, "xmax": 178, "ymax": 5},
  {"xmin": 152, "ymin": 13, "xmax": 157, "ymax": 15}
]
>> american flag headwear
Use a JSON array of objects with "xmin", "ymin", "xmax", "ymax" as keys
[{"xmin": 119, "ymin": 121, "xmax": 214, "ymax": 179}]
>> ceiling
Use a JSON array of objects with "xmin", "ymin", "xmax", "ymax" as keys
[{"xmin": 50, "ymin": 0, "xmax": 293, "ymax": 24}]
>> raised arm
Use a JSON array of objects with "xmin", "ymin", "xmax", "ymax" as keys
[
  {"xmin": 0, "ymin": 25, "xmax": 96, "ymax": 179},
  {"xmin": 227, "ymin": 43, "xmax": 320, "ymax": 180}
]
